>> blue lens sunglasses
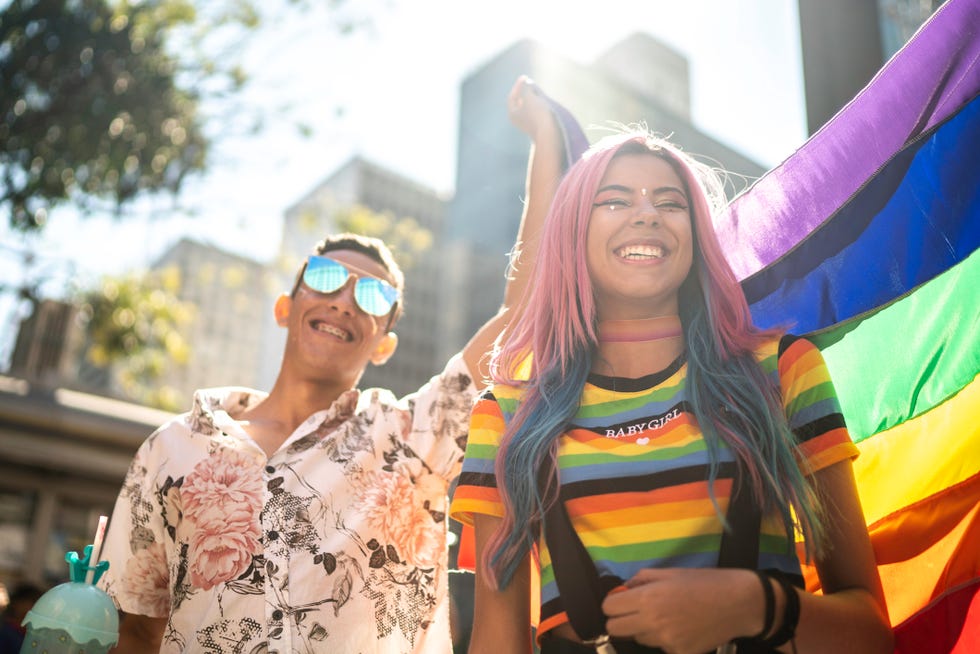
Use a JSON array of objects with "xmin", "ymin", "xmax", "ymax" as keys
[{"xmin": 301, "ymin": 255, "xmax": 400, "ymax": 318}]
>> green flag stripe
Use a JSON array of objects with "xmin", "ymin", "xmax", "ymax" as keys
[{"xmin": 813, "ymin": 249, "xmax": 980, "ymax": 443}]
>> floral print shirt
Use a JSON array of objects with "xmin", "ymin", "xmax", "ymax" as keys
[{"xmin": 99, "ymin": 355, "xmax": 475, "ymax": 654}]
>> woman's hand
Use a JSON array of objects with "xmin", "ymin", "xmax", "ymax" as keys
[
  {"xmin": 602, "ymin": 567, "xmax": 763, "ymax": 654},
  {"xmin": 603, "ymin": 461, "xmax": 893, "ymax": 654},
  {"xmin": 507, "ymin": 75, "xmax": 554, "ymax": 140}
]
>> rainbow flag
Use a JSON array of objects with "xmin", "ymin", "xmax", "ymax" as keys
[
  {"xmin": 455, "ymin": 2, "xmax": 978, "ymax": 649},
  {"xmin": 718, "ymin": 1, "xmax": 980, "ymax": 650}
]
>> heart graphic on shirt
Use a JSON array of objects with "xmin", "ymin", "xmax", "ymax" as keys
[{"xmin": 636, "ymin": 437, "xmax": 650, "ymax": 445}]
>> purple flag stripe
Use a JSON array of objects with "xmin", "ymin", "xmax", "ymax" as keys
[{"xmin": 716, "ymin": 0, "xmax": 980, "ymax": 281}]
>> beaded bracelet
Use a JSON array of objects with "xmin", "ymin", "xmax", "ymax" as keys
[
  {"xmin": 764, "ymin": 570, "xmax": 801, "ymax": 648},
  {"xmin": 752, "ymin": 569, "xmax": 776, "ymax": 639}
]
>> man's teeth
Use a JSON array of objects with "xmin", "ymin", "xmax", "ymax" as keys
[
  {"xmin": 314, "ymin": 322, "xmax": 347, "ymax": 339},
  {"xmin": 618, "ymin": 244, "xmax": 665, "ymax": 259}
]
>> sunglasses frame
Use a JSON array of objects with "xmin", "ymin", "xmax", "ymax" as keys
[{"xmin": 301, "ymin": 255, "xmax": 401, "ymax": 319}]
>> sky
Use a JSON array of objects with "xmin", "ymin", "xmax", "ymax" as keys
[{"xmin": 0, "ymin": 0, "xmax": 808, "ymax": 363}]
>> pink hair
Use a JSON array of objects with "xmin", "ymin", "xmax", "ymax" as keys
[
  {"xmin": 483, "ymin": 132, "xmax": 818, "ymax": 588},
  {"xmin": 492, "ymin": 131, "xmax": 770, "ymax": 388}
]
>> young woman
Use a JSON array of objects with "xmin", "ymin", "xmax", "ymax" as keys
[{"xmin": 450, "ymin": 123, "xmax": 893, "ymax": 653}]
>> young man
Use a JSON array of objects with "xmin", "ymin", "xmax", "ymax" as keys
[{"xmin": 98, "ymin": 76, "xmax": 565, "ymax": 653}]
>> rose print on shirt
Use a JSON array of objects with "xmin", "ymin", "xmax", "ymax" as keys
[
  {"xmin": 180, "ymin": 449, "xmax": 263, "ymax": 590},
  {"xmin": 186, "ymin": 507, "xmax": 263, "ymax": 590},
  {"xmin": 353, "ymin": 470, "xmax": 443, "ymax": 569},
  {"xmin": 181, "ymin": 449, "xmax": 263, "ymax": 517},
  {"xmin": 121, "ymin": 541, "xmax": 170, "ymax": 617}
]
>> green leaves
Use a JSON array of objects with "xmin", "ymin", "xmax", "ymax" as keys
[
  {"xmin": 75, "ymin": 266, "xmax": 195, "ymax": 410},
  {"xmin": 1, "ymin": 0, "xmax": 210, "ymax": 229},
  {"xmin": 1, "ymin": 0, "xmax": 370, "ymax": 231}
]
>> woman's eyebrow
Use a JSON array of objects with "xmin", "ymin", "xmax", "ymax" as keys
[
  {"xmin": 595, "ymin": 184, "xmax": 687, "ymax": 196},
  {"xmin": 595, "ymin": 184, "xmax": 633, "ymax": 194}
]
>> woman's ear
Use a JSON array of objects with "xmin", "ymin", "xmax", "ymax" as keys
[
  {"xmin": 370, "ymin": 332, "xmax": 399, "ymax": 366},
  {"xmin": 274, "ymin": 293, "xmax": 292, "ymax": 327}
]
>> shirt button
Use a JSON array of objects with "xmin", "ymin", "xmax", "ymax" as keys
[
  {"xmin": 268, "ymin": 530, "xmax": 279, "ymax": 541},
  {"xmin": 265, "ymin": 465, "xmax": 275, "ymax": 474},
  {"xmin": 272, "ymin": 610, "xmax": 284, "ymax": 621}
]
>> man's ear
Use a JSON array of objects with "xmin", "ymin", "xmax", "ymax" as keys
[
  {"xmin": 274, "ymin": 294, "xmax": 292, "ymax": 326},
  {"xmin": 370, "ymin": 332, "xmax": 398, "ymax": 366}
]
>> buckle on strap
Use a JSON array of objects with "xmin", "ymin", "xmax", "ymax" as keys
[
  {"xmin": 715, "ymin": 643, "xmax": 738, "ymax": 654},
  {"xmin": 583, "ymin": 634, "xmax": 618, "ymax": 654}
]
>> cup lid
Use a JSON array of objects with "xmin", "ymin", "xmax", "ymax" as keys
[{"xmin": 21, "ymin": 582, "xmax": 119, "ymax": 647}]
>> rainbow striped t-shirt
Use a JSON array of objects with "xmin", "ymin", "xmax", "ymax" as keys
[{"xmin": 449, "ymin": 335, "xmax": 858, "ymax": 637}]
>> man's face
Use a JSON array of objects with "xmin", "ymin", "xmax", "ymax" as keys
[{"xmin": 279, "ymin": 249, "xmax": 398, "ymax": 387}]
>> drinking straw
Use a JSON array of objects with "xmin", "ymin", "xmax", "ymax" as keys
[{"xmin": 84, "ymin": 515, "xmax": 108, "ymax": 584}]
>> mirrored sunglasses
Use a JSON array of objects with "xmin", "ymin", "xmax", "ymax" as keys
[{"xmin": 302, "ymin": 255, "xmax": 400, "ymax": 317}]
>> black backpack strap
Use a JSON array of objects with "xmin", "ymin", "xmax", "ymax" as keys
[
  {"xmin": 542, "ymin": 489, "xmax": 612, "ymax": 642},
  {"xmin": 717, "ymin": 468, "xmax": 761, "ymax": 569},
  {"xmin": 542, "ymin": 463, "xmax": 762, "ymax": 653},
  {"xmin": 719, "ymin": 470, "xmax": 778, "ymax": 654}
]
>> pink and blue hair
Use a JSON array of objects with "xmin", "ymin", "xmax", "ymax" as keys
[{"xmin": 484, "ymin": 132, "xmax": 823, "ymax": 588}]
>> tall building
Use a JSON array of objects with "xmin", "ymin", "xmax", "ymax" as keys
[
  {"xmin": 273, "ymin": 156, "xmax": 449, "ymax": 398},
  {"xmin": 151, "ymin": 238, "xmax": 269, "ymax": 403},
  {"xmin": 7, "ymin": 299, "xmax": 78, "ymax": 388},
  {"xmin": 437, "ymin": 35, "xmax": 768, "ymax": 363},
  {"xmin": 797, "ymin": 0, "xmax": 946, "ymax": 134}
]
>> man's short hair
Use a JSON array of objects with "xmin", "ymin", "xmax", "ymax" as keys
[{"xmin": 290, "ymin": 233, "xmax": 405, "ymax": 326}]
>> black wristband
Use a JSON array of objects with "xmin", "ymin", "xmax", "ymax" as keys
[
  {"xmin": 764, "ymin": 570, "xmax": 801, "ymax": 648},
  {"xmin": 752, "ymin": 569, "xmax": 776, "ymax": 639}
]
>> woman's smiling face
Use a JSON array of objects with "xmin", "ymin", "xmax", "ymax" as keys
[{"xmin": 585, "ymin": 152, "xmax": 694, "ymax": 321}]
